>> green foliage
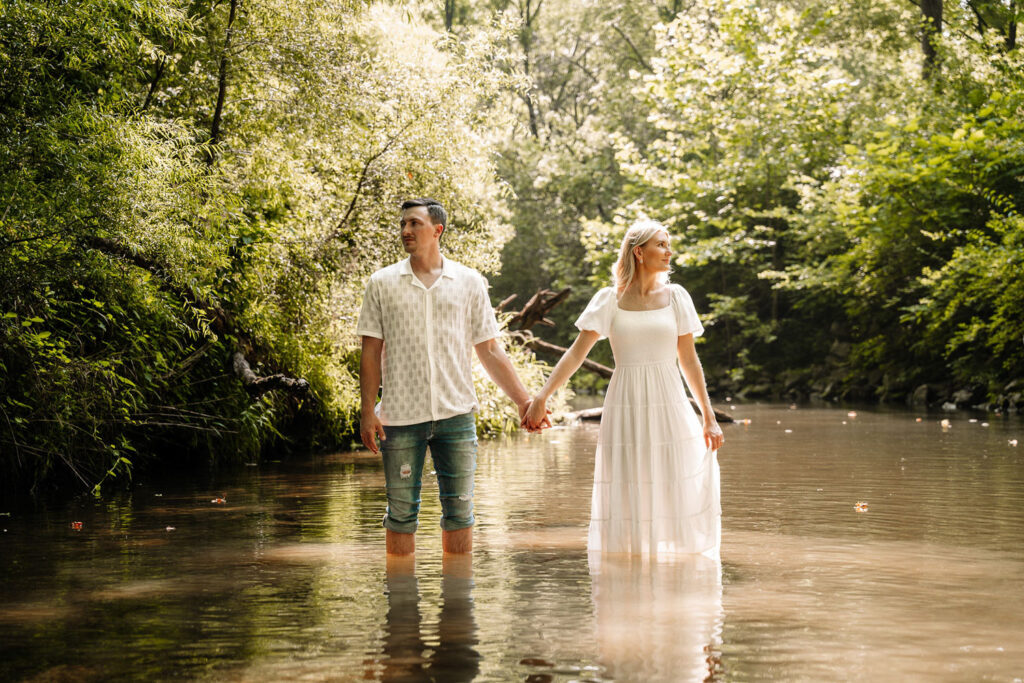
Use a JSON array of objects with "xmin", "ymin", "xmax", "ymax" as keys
[
  {"xmin": 458, "ymin": 0, "xmax": 1022, "ymax": 403},
  {"xmin": 0, "ymin": 0, "xmax": 522, "ymax": 499},
  {"xmin": 580, "ymin": 0, "xmax": 1023, "ymax": 400}
]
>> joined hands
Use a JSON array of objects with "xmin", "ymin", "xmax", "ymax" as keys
[{"xmin": 521, "ymin": 396, "xmax": 552, "ymax": 432}]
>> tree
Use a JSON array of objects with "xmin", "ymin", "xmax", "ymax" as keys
[{"xmin": 0, "ymin": 0, "xmax": 525, "ymax": 499}]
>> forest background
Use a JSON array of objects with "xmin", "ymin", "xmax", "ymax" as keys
[{"xmin": 2, "ymin": 0, "xmax": 1022, "ymax": 501}]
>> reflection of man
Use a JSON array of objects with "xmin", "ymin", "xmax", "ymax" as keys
[
  {"xmin": 357, "ymin": 198, "xmax": 544, "ymax": 555},
  {"xmin": 381, "ymin": 555, "xmax": 479, "ymax": 682}
]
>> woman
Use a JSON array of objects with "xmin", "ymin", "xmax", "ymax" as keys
[{"xmin": 525, "ymin": 220, "xmax": 724, "ymax": 557}]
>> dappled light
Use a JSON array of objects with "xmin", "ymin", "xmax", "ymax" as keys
[{"xmin": 2, "ymin": 0, "xmax": 1023, "ymax": 679}]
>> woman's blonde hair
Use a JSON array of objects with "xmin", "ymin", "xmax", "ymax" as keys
[{"xmin": 613, "ymin": 219, "xmax": 669, "ymax": 295}]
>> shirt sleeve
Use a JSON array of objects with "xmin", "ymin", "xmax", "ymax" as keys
[
  {"xmin": 574, "ymin": 287, "xmax": 616, "ymax": 340},
  {"xmin": 355, "ymin": 276, "xmax": 384, "ymax": 340},
  {"xmin": 671, "ymin": 284, "xmax": 704, "ymax": 338},
  {"xmin": 469, "ymin": 273, "xmax": 501, "ymax": 345}
]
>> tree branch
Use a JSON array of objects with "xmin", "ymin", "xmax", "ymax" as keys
[
  {"xmin": 209, "ymin": 0, "xmax": 239, "ymax": 153},
  {"xmin": 610, "ymin": 24, "xmax": 651, "ymax": 72},
  {"xmin": 141, "ymin": 54, "xmax": 167, "ymax": 112},
  {"xmin": 232, "ymin": 352, "xmax": 309, "ymax": 397},
  {"xmin": 329, "ymin": 120, "xmax": 415, "ymax": 239},
  {"xmin": 507, "ymin": 287, "xmax": 572, "ymax": 330}
]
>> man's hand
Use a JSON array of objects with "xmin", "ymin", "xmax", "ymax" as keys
[{"xmin": 361, "ymin": 413, "xmax": 386, "ymax": 454}]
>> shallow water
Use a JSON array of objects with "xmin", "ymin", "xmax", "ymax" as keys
[{"xmin": 2, "ymin": 404, "xmax": 1024, "ymax": 681}]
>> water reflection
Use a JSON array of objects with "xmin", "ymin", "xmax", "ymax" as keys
[
  {"xmin": 590, "ymin": 553, "xmax": 724, "ymax": 682},
  {"xmin": 381, "ymin": 554, "xmax": 480, "ymax": 682},
  {"xmin": 2, "ymin": 404, "xmax": 1024, "ymax": 681}
]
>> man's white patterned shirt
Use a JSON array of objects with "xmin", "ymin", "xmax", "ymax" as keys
[{"xmin": 356, "ymin": 257, "xmax": 500, "ymax": 426}]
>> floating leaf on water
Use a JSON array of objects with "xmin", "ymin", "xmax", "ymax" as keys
[
  {"xmin": 524, "ymin": 675, "xmax": 553, "ymax": 683},
  {"xmin": 519, "ymin": 658, "xmax": 554, "ymax": 667}
]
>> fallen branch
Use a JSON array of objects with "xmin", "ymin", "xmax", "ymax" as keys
[
  {"xmin": 523, "ymin": 336, "xmax": 616, "ymax": 378},
  {"xmin": 86, "ymin": 235, "xmax": 309, "ymax": 399},
  {"xmin": 232, "ymin": 352, "xmax": 310, "ymax": 397},
  {"xmin": 507, "ymin": 287, "xmax": 571, "ymax": 330}
]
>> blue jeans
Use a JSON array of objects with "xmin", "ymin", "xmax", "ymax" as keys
[{"xmin": 381, "ymin": 412, "xmax": 477, "ymax": 533}]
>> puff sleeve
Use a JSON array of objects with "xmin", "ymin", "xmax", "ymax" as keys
[
  {"xmin": 574, "ymin": 287, "xmax": 617, "ymax": 340},
  {"xmin": 671, "ymin": 284, "xmax": 704, "ymax": 338}
]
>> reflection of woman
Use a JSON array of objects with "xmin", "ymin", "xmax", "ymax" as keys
[
  {"xmin": 590, "ymin": 553, "xmax": 724, "ymax": 681},
  {"xmin": 525, "ymin": 220, "xmax": 724, "ymax": 557}
]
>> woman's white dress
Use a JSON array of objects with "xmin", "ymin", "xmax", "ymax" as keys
[{"xmin": 576, "ymin": 285, "xmax": 721, "ymax": 558}]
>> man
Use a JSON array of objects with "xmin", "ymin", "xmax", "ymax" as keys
[{"xmin": 357, "ymin": 198, "xmax": 544, "ymax": 555}]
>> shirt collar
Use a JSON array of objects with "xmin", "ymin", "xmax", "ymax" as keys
[{"xmin": 399, "ymin": 256, "xmax": 455, "ymax": 281}]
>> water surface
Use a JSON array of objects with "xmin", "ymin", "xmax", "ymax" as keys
[{"xmin": 2, "ymin": 404, "xmax": 1023, "ymax": 681}]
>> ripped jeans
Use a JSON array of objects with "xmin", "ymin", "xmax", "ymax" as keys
[{"xmin": 381, "ymin": 412, "xmax": 477, "ymax": 533}]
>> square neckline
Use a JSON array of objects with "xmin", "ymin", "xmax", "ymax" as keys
[
  {"xmin": 615, "ymin": 303, "xmax": 672, "ymax": 312},
  {"xmin": 615, "ymin": 284, "xmax": 674, "ymax": 312}
]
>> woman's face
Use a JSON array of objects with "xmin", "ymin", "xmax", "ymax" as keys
[{"xmin": 636, "ymin": 230, "xmax": 672, "ymax": 272}]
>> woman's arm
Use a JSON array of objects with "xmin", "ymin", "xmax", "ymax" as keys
[
  {"xmin": 525, "ymin": 329, "xmax": 601, "ymax": 428},
  {"xmin": 677, "ymin": 334, "xmax": 724, "ymax": 451}
]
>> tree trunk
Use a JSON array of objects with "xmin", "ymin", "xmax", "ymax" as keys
[
  {"xmin": 1008, "ymin": 0, "xmax": 1018, "ymax": 51},
  {"xmin": 445, "ymin": 0, "xmax": 456, "ymax": 31},
  {"xmin": 210, "ymin": 0, "xmax": 239, "ymax": 150},
  {"xmin": 520, "ymin": 0, "xmax": 541, "ymax": 138},
  {"xmin": 921, "ymin": 0, "xmax": 943, "ymax": 80}
]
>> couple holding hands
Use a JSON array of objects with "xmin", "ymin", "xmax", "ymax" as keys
[{"xmin": 358, "ymin": 198, "xmax": 723, "ymax": 558}]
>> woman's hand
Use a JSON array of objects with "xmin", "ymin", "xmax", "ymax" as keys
[
  {"xmin": 524, "ymin": 395, "xmax": 551, "ymax": 431},
  {"xmin": 703, "ymin": 418, "xmax": 724, "ymax": 452}
]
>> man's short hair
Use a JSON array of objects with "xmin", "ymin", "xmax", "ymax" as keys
[{"xmin": 401, "ymin": 198, "xmax": 447, "ymax": 228}]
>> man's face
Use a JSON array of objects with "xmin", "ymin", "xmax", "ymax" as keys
[{"xmin": 399, "ymin": 206, "xmax": 442, "ymax": 254}]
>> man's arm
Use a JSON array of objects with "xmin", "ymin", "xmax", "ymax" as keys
[
  {"xmin": 360, "ymin": 336, "xmax": 386, "ymax": 453},
  {"xmin": 474, "ymin": 337, "xmax": 533, "ymax": 425}
]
